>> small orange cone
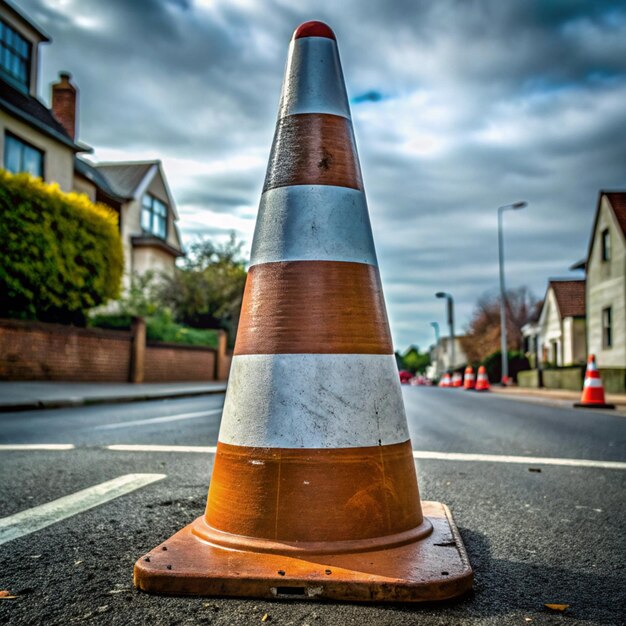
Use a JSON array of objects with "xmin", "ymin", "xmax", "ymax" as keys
[
  {"xmin": 451, "ymin": 372, "xmax": 463, "ymax": 387},
  {"xmin": 463, "ymin": 366, "xmax": 475, "ymax": 390},
  {"xmin": 475, "ymin": 365, "xmax": 490, "ymax": 392},
  {"xmin": 439, "ymin": 372, "xmax": 452, "ymax": 387},
  {"xmin": 133, "ymin": 21, "xmax": 472, "ymax": 603},
  {"xmin": 574, "ymin": 355, "xmax": 615, "ymax": 409}
]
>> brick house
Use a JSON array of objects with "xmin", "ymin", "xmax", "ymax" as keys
[{"xmin": 0, "ymin": 0, "xmax": 183, "ymax": 288}]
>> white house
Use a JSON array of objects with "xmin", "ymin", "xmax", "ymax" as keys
[{"xmin": 537, "ymin": 279, "xmax": 586, "ymax": 367}]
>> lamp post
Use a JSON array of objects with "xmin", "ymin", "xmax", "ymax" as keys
[
  {"xmin": 498, "ymin": 201, "xmax": 528, "ymax": 385},
  {"xmin": 435, "ymin": 292, "xmax": 455, "ymax": 372},
  {"xmin": 430, "ymin": 321, "xmax": 440, "ymax": 376}
]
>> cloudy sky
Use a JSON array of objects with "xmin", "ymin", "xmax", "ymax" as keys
[{"xmin": 20, "ymin": 0, "xmax": 626, "ymax": 350}]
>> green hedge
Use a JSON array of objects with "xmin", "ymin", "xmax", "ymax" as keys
[
  {"xmin": 482, "ymin": 350, "xmax": 530, "ymax": 383},
  {"xmin": 0, "ymin": 170, "xmax": 123, "ymax": 324}
]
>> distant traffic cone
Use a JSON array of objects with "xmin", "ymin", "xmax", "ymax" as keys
[
  {"xmin": 451, "ymin": 371, "xmax": 463, "ymax": 387},
  {"xmin": 464, "ymin": 365, "xmax": 475, "ymax": 390},
  {"xmin": 134, "ymin": 21, "xmax": 472, "ymax": 602},
  {"xmin": 574, "ymin": 355, "xmax": 615, "ymax": 409},
  {"xmin": 475, "ymin": 365, "xmax": 490, "ymax": 392},
  {"xmin": 440, "ymin": 372, "xmax": 452, "ymax": 388}
]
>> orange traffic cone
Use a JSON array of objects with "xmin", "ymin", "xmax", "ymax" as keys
[
  {"xmin": 475, "ymin": 365, "xmax": 490, "ymax": 392},
  {"xmin": 464, "ymin": 365, "xmax": 475, "ymax": 390},
  {"xmin": 451, "ymin": 371, "xmax": 463, "ymax": 387},
  {"xmin": 440, "ymin": 372, "xmax": 452, "ymax": 388},
  {"xmin": 134, "ymin": 21, "xmax": 472, "ymax": 602},
  {"xmin": 574, "ymin": 355, "xmax": 615, "ymax": 409}
]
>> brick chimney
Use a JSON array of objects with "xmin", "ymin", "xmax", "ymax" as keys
[{"xmin": 51, "ymin": 71, "xmax": 78, "ymax": 140}]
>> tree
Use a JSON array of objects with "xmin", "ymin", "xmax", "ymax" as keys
[
  {"xmin": 397, "ymin": 345, "xmax": 431, "ymax": 374},
  {"xmin": 158, "ymin": 233, "xmax": 247, "ymax": 342},
  {"xmin": 460, "ymin": 287, "xmax": 540, "ymax": 363}
]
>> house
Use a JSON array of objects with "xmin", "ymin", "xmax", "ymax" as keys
[
  {"xmin": 584, "ymin": 192, "xmax": 626, "ymax": 369},
  {"xmin": 0, "ymin": 0, "xmax": 184, "ymax": 287},
  {"xmin": 427, "ymin": 335, "xmax": 467, "ymax": 378},
  {"xmin": 537, "ymin": 279, "xmax": 586, "ymax": 367}
]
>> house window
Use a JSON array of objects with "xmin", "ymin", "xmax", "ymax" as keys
[
  {"xmin": 141, "ymin": 194, "xmax": 167, "ymax": 240},
  {"xmin": 601, "ymin": 228, "xmax": 611, "ymax": 262},
  {"xmin": 4, "ymin": 132, "xmax": 43, "ymax": 178},
  {"xmin": 602, "ymin": 307, "xmax": 612, "ymax": 349},
  {"xmin": 0, "ymin": 19, "xmax": 31, "ymax": 91}
]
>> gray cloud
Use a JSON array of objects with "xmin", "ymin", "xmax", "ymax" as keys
[{"xmin": 22, "ymin": 0, "xmax": 626, "ymax": 350}]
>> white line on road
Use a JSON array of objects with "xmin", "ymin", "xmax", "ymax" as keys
[
  {"xmin": 105, "ymin": 444, "xmax": 626, "ymax": 470},
  {"xmin": 94, "ymin": 409, "xmax": 223, "ymax": 430},
  {"xmin": 0, "ymin": 444, "xmax": 76, "ymax": 451},
  {"xmin": 107, "ymin": 444, "xmax": 217, "ymax": 453},
  {"xmin": 0, "ymin": 473, "xmax": 166, "ymax": 546},
  {"xmin": 411, "ymin": 450, "xmax": 626, "ymax": 470}
]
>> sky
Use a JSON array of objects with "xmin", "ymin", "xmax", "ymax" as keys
[{"xmin": 19, "ymin": 0, "xmax": 626, "ymax": 351}]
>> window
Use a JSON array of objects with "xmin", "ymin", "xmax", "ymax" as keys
[
  {"xmin": 4, "ymin": 132, "xmax": 43, "ymax": 177},
  {"xmin": 601, "ymin": 228, "xmax": 611, "ymax": 262},
  {"xmin": 141, "ymin": 194, "xmax": 167, "ymax": 239},
  {"xmin": 0, "ymin": 19, "xmax": 31, "ymax": 91},
  {"xmin": 602, "ymin": 307, "xmax": 612, "ymax": 349}
]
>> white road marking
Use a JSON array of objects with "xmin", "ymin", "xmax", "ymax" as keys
[
  {"xmin": 0, "ymin": 444, "xmax": 75, "ymax": 451},
  {"xmin": 411, "ymin": 450, "xmax": 626, "ymax": 470},
  {"xmin": 104, "ymin": 444, "xmax": 626, "ymax": 471},
  {"xmin": 107, "ymin": 444, "xmax": 217, "ymax": 453},
  {"xmin": 0, "ymin": 473, "xmax": 165, "ymax": 546},
  {"xmin": 94, "ymin": 409, "xmax": 222, "ymax": 430}
]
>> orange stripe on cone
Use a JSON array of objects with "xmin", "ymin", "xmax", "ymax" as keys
[
  {"xmin": 574, "ymin": 355, "xmax": 615, "ymax": 409},
  {"xmin": 475, "ymin": 365, "xmax": 490, "ymax": 392}
]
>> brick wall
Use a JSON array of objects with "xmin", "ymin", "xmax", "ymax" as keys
[
  {"xmin": 144, "ymin": 343, "xmax": 216, "ymax": 383},
  {"xmin": 0, "ymin": 318, "xmax": 229, "ymax": 383},
  {"xmin": 0, "ymin": 318, "xmax": 131, "ymax": 382}
]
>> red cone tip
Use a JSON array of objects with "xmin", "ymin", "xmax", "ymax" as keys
[{"xmin": 293, "ymin": 21, "xmax": 336, "ymax": 40}]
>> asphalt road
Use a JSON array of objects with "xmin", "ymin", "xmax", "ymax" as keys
[{"xmin": 0, "ymin": 388, "xmax": 625, "ymax": 625}]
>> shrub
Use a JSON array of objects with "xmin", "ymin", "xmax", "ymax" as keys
[
  {"xmin": 0, "ymin": 170, "xmax": 123, "ymax": 324},
  {"xmin": 482, "ymin": 350, "xmax": 530, "ymax": 383}
]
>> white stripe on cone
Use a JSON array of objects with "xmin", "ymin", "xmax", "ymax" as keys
[
  {"xmin": 279, "ymin": 36, "xmax": 350, "ymax": 119},
  {"xmin": 218, "ymin": 354, "xmax": 409, "ymax": 449},
  {"xmin": 250, "ymin": 186, "xmax": 377, "ymax": 267},
  {"xmin": 584, "ymin": 378, "xmax": 603, "ymax": 388}
]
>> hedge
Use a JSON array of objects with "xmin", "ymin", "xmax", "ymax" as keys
[{"xmin": 0, "ymin": 170, "xmax": 123, "ymax": 324}]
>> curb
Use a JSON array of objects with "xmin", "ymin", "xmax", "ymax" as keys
[{"xmin": 0, "ymin": 387, "xmax": 227, "ymax": 413}]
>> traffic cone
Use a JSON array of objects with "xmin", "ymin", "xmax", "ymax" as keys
[
  {"xmin": 134, "ymin": 21, "xmax": 472, "ymax": 602},
  {"xmin": 440, "ymin": 372, "xmax": 452, "ymax": 388},
  {"xmin": 464, "ymin": 365, "xmax": 475, "ymax": 390},
  {"xmin": 451, "ymin": 371, "xmax": 463, "ymax": 387},
  {"xmin": 475, "ymin": 365, "xmax": 490, "ymax": 392},
  {"xmin": 574, "ymin": 355, "xmax": 615, "ymax": 409}
]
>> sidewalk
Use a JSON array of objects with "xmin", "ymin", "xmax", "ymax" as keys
[
  {"xmin": 491, "ymin": 385, "xmax": 626, "ymax": 413},
  {"xmin": 0, "ymin": 381, "xmax": 227, "ymax": 412}
]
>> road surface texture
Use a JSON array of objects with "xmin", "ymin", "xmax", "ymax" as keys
[{"xmin": 0, "ymin": 387, "xmax": 624, "ymax": 625}]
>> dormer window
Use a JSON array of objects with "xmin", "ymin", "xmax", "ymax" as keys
[
  {"xmin": 0, "ymin": 19, "xmax": 31, "ymax": 91},
  {"xmin": 141, "ymin": 194, "xmax": 167, "ymax": 240}
]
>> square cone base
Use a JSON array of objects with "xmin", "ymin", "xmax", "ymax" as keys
[{"xmin": 134, "ymin": 501, "xmax": 472, "ymax": 603}]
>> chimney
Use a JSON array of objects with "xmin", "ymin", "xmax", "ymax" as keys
[{"xmin": 51, "ymin": 71, "xmax": 78, "ymax": 140}]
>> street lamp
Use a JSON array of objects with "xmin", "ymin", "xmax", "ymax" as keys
[
  {"xmin": 498, "ymin": 201, "xmax": 528, "ymax": 385},
  {"xmin": 430, "ymin": 321, "xmax": 440, "ymax": 377},
  {"xmin": 435, "ymin": 292, "xmax": 455, "ymax": 371}
]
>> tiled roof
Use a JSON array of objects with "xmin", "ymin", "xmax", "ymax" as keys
[
  {"xmin": 0, "ymin": 78, "xmax": 82, "ymax": 150},
  {"xmin": 93, "ymin": 162, "xmax": 156, "ymax": 198},
  {"xmin": 74, "ymin": 157, "xmax": 125, "ymax": 202},
  {"xmin": 549, "ymin": 279, "xmax": 585, "ymax": 318},
  {"xmin": 604, "ymin": 192, "xmax": 626, "ymax": 236}
]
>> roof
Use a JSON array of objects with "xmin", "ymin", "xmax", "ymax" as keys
[
  {"xmin": 604, "ymin": 192, "xmax": 626, "ymax": 236},
  {"xmin": 1, "ymin": 0, "xmax": 50, "ymax": 42},
  {"xmin": 93, "ymin": 161, "xmax": 156, "ymax": 198},
  {"xmin": 0, "ymin": 78, "xmax": 86, "ymax": 151},
  {"xmin": 74, "ymin": 157, "xmax": 125, "ymax": 202},
  {"xmin": 548, "ymin": 279, "xmax": 586, "ymax": 318}
]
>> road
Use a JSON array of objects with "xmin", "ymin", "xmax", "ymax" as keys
[{"xmin": 0, "ymin": 388, "xmax": 624, "ymax": 625}]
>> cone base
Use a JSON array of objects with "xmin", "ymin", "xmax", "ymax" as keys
[
  {"xmin": 134, "ymin": 501, "xmax": 472, "ymax": 603},
  {"xmin": 573, "ymin": 402, "xmax": 615, "ymax": 409}
]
